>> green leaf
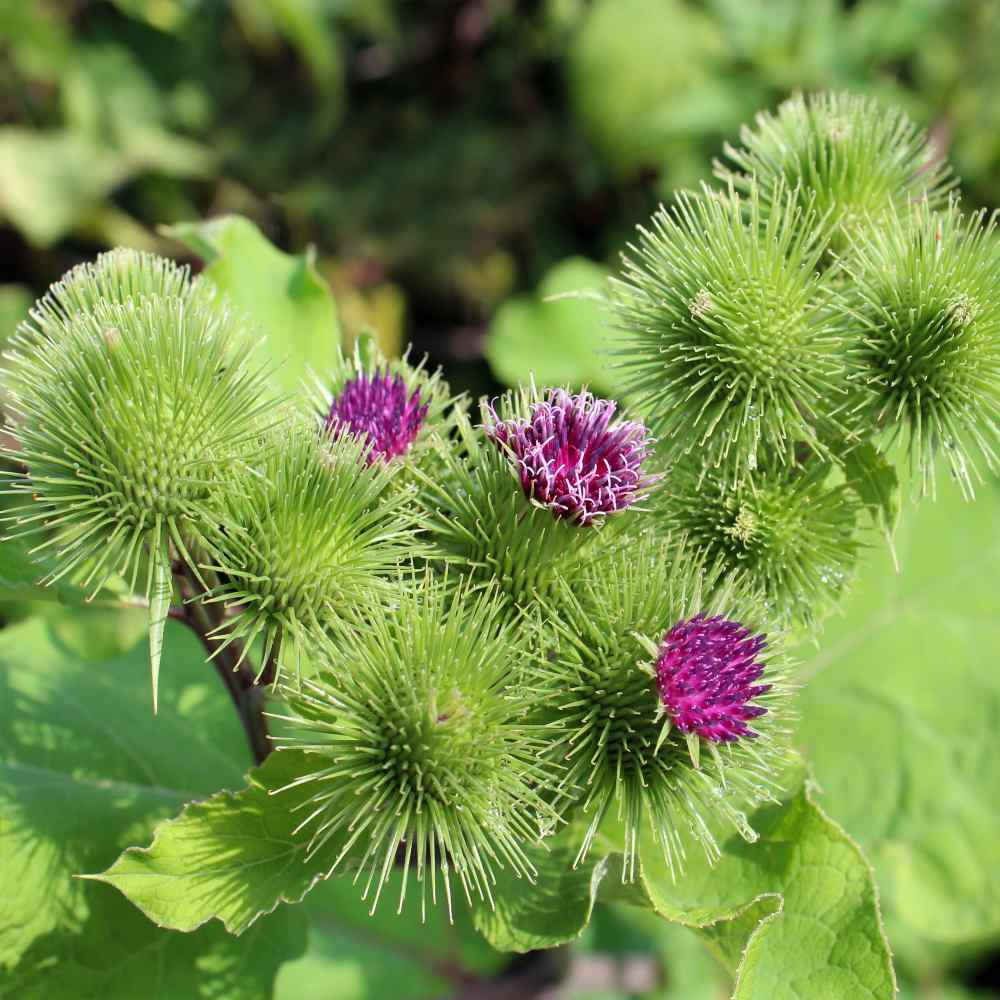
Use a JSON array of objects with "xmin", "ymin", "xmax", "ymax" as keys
[
  {"xmin": 1, "ymin": 890, "xmax": 304, "ymax": 1000},
  {"xmin": 842, "ymin": 441, "xmax": 901, "ymax": 565},
  {"xmin": 642, "ymin": 784, "xmax": 895, "ymax": 998},
  {"xmin": 164, "ymin": 215, "xmax": 341, "ymax": 395},
  {"xmin": 0, "ymin": 613, "xmax": 305, "ymax": 994},
  {"xmin": 0, "ymin": 532, "xmax": 124, "ymax": 607},
  {"xmin": 89, "ymin": 749, "xmax": 349, "ymax": 935},
  {"xmin": 93, "ymin": 742, "xmax": 512, "ymax": 978},
  {"xmin": 473, "ymin": 783, "xmax": 895, "ymax": 998},
  {"xmin": 276, "ymin": 865, "xmax": 505, "ymax": 1000},
  {"xmin": 484, "ymin": 257, "xmax": 622, "ymax": 396},
  {"xmin": 473, "ymin": 838, "xmax": 617, "ymax": 952},
  {"xmin": 0, "ymin": 129, "xmax": 129, "ymax": 247},
  {"xmin": 797, "ymin": 472, "xmax": 1000, "ymax": 951}
]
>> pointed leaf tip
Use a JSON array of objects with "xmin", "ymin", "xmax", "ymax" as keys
[{"xmin": 147, "ymin": 542, "xmax": 173, "ymax": 715}]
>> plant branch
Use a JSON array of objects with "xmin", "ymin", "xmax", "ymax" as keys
[{"xmin": 172, "ymin": 563, "xmax": 272, "ymax": 766}]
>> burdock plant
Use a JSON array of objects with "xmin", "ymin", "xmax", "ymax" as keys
[
  {"xmin": 715, "ymin": 90, "xmax": 955, "ymax": 252},
  {"xmin": 5, "ymin": 89, "xmax": 1000, "ymax": 998},
  {"xmin": 4, "ymin": 253, "xmax": 274, "ymax": 708},
  {"xmin": 838, "ymin": 198, "xmax": 1000, "ymax": 498},
  {"xmin": 651, "ymin": 458, "xmax": 862, "ymax": 626},
  {"xmin": 270, "ymin": 576, "xmax": 552, "ymax": 919},
  {"xmin": 529, "ymin": 540, "xmax": 792, "ymax": 880},
  {"xmin": 614, "ymin": 181, "xmax": 847, "ymax": 472},
  {"xmin": 417, "ymin": 386, "xmax": 656, "ymax": 616}
]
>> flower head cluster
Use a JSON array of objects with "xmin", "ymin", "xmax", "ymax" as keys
[
  {"xmin": 655, "ymin": 614, "xmax": 770, "ymax": 743},
  {"xmin": 531, "ymin": 539, "xmax": 792, "ymax": 878},
  {"xmin": 653, "ymin": 460, "xmax": 861, "ymax": 627},
  {"xmin": 272, "ymin": 578, "xmax": 551, "ymax": 918},
  {"xmin": 614, "ymin": 182, "xmax": 847, "ymax": 469},
  {"xmin": 485, "ymin": 389, "xmax": 654, "ymax": 525},
  {"xmin": 840, "ymin": 199, "xmax": 1000, "ymax": 498},
  {"xmin": 325, "ymin": 368, "xmax": 429, "ymax": 463},
  {"xmin": 716, "ymin": 91, "xmax": 955, "ymax": 252}
]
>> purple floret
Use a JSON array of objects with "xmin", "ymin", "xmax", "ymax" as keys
[
  {"xmin": 485, "ymin": 389, "xmax": 654, "ymax": 525},
  {"xmin": 325, "ymin": 369, "xmax": 428, "ymax": 463},
  {"xmin": 655, "ymin": 614, "xmax": 771, "ymax": 743}
]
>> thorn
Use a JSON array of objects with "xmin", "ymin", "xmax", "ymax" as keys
[
  {"xmin": 686, "ymin": 731, "xmax": 701, "ymax": 770},
  {"xmin": 654, "ymin": 717, "xmax": 673, "ymax": 755}
]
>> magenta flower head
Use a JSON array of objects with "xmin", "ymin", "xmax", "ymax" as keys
[
  {"xmin": 655, "ymin": 613, "xmax": 771, "ymax": 743},
  {"xmin": 484, "ymin": 388, "xmax": 655, "ymax": 525},
  {"xmin": 324, "ymin": 368, "xmax": 429, "ymax": 463}
]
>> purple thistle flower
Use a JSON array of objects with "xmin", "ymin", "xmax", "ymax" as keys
[
  {"xmin": 485, "ymin": 389, "xmax": 655, "ymax": 526},
  {"xmin": 325, "ymin": 369, "xmax": 428, "ymax": 464},
  {"xmin": 655, "ymin": 614, "xmax": 771, "ymax": 743}
]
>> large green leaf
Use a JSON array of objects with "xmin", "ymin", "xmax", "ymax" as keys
[
  {"xmin": 797, "ymin": 473, "xmax": 1000, "ymax": 951},
  {"xmin": 0, "ymin": 614, "xmax": 306, "ymax": 996},
  {"xmin": 484, "ymin": 257, "xmax": 623, "ymax": 396},
  {"xmin": 275, "ymin": 864, "xmax": 505, "ymax": 1000},
  {"xmin": 473, "ymin": 838, "xmax": 618, "ymax": 952},
  {"xmin": 89, "ymin": 749, "xmax": 349, "ymax": 935},
  {"xmin": 92, "ymin": 746, "xmax": 508, "ymax": 993},
  {"xmin": 165, "ymin": 215, "xmax": 341, "ymax": 395},
  {"xmin": 0, "ymin": 531, "xmax": 131, "ymax": 607},
  {"xmin": 0, "ymin": 129, "xmax": 128, "ymax": 247},
  {"xmin": 472, "ymin": 782, "xmax": 895, "ymax": 998}
]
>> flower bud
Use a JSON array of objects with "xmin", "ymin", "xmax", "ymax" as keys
[
  {"xmin": 652, "ymin": 459, "xmax": 862, "ymax": 627},
  {"xmin": 484, "ymin": 388, "xmax": 654, "ymax": 526},
  {"xmin": 614, "ymin": 182, "xmax": 848, "ymax": 471},
  {"xmin": 530, "ymin": 539, "xmax": 793, "ymax": 879},
  {"xmin": 715, "ymin": 91, "xmax": 955, "ymax": 252},
  {"xmin": 417, "ymin": 388, "xmax": 655, "ymax": 616},
  {"xmin": 270, "ymin": 576, "xmax": 552, "ymax": 919},
  {"xmin": 309, "ymin": 341, "xmax": 453, "ymax": 472},
  {"xmin": 841, "ymin": 199, "xmax": 1000, "ymax": 498},
  {"xmin": 199, "ymin": 422, "xmax": 424, "ymax": 681}
]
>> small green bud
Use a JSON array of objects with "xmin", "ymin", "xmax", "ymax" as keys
[
  {"xmin": 200, "ymin": 422, "xmax": 424, "ymax": 681},
  {"xmin": 840, "ymin": 199, "xmax": 1000, "ymax": 498},
  {"xmin": 270, "ymin": 575, "xmax": 553, "ymax": 919},
  {"xmin": 614, "ymin": 182, "xmax": 848, "ymax": 470},
  {"xmin": 651, "ymin": 459, "xmax": 862, "ymax": 628}
]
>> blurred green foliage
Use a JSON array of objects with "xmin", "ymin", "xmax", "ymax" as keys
[{"xmin": 3, "ymin": 0, "xmax": 1000, "ymax": 379}]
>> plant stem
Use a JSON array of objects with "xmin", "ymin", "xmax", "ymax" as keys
[{"xmin": 172, "ymin": 564, "xmax": 272, "ymax": 766}]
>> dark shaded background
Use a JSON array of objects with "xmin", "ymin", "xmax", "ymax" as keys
[{"xmin": 4, "ymin": 0, "xmax": 1000, "ymax": 398}]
